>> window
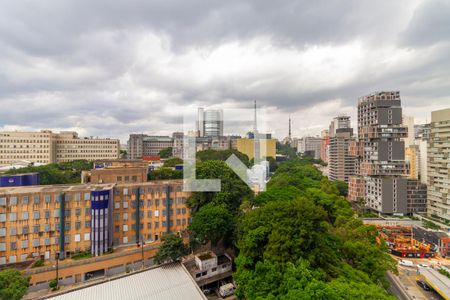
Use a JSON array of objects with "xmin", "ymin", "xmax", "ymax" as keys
[
  {"xmin": 44, "ymin": 195, "xmax": 51, "ymax": 203},
  {"xmin": 162, "ymin": 209, "xmax": 166, "ymax": 216},
  {"xmin": 10, "ymin": 227, "xmax": 17, "ymax": 235},
  {"xmin": 182, "ymin": 208, "xmax": 186, "ymax": 214},
  {"xmin": 147, "ymin": 211, "xmax": 152, "ymax": 218},
  {"xmin": 124, "ymin": 176, "xmax": 129, "ymax": 181},
  {"xmin": 21, "ymin": 240, "xmax": 28, "ymax": 249},
  {"xmin": 22, "ymin": 196, "xmax": 29, "ymax": 205},
  {"xmin": 44, "ymin": 238, "xmax": 50, "ymax": 246},
  {"xmin": 155, "ymin": 200, "xmax": 159, "ymax": 206},
  {"xmin": 74, "ymin": 234, "xmax": 81, "ymax": 242},
  {"xmin": 65, "ymin": 235, "xmax": 70, "ymax": 244},
  {"xmin": 115, "ymin": 226, "xmax": 120, "ymax": 233},
  {"xmin": 154, "ymin": 210, "xmax": 159, "ymax": 217},
  {"xmin": 123, "ymin": 201, "xmax": 128, "ymax": 208},
  {"xmin": 123, "ymin": 213, "xmax": 128, "ymax": 220},
  {"xmin": 176, "ymin": 219, "xmax": 181, "ymax": 226},
  {"xmin": 33, "ymin": 196, "xmax": 40, "ymax": 204},
  {"xmin": 9, "ymin": 197, "xmax": 17, "ymax": 205},
  {"xmin": 123, "ymin": 237, "xmax": 128, "ymax": 244},
  {"xmin": 85, "ymin": 221, "xmax": 91, "ymax": 228},
  {"xmin": 84, "ymin": 233, "xmax": 90, "ymax": 241},
  {"xmin": 44, "ymin": 224, "xmax": 50, "ymax": 232},
  {"xmin": 54, "ymin": 210, "xmax": 60, "ymax": 218},
  {"xmin": 0, "ymin": 197, "xmax": 5, "ymax": 206},
  {"xmin": 9, "ymin": 213, "xmax": 17, "ymax": 221},
  {"xmin": 147, "ymin": 222, "xmax": 151, "ymax": 229},
  {"xmin": 32, "ymin": 211, "xmax": 40, "ymax": 219},
  {"xmin": 114, "ymin": 213, "xmax": 120, "ymax": 221},
  {"xmin": 85, "ymin": 208, "xmax": 90, "ymax": 216},
  {"xmin": 75, "ymin": 208, "xmax": 81, "ymax": 216},
  {"xmin": 176, "ymin": 208, "xmax": 181, "ymax": 215},
  {"xmin": 123, "ymin": 188, "xmax": 128, "ymax": 195},
  {"xmin": 44, "ymin": 210, "xmax": 50, "ymax": 219},
  {"xmin": 162, "ymin": 221, "xmax": 166, "ymax": 227},
  {"xmin": 117, "ymin": 176, "xmax": 122, "ymax": 182},
  {"xmin": 33, "ymin": 225, "xmax": 40, "ymax": 233},
  {"xmin": 65, "ymin": 209, "xmax": 71, "ymax": 217},
  {"xmin": 32, "ymin": 239, "xmax": 40, "ymax": 247},
  {"xmin": 21, "ymin": 212, "xmax": 29, "ymax": 220},
  {"xmin": 65, "ymin": 222, "xmax": 71, "ymax": 231},
  {"xmin": 75, "ymin": 222, "xmax": 81, "ymax": 230},
  {"xmin": 147, "ymin": 200, "xmax": 152, "ymax": 206},
  {"xmin": 84, "ymin": 193, "xmax": 90, "ymax": 201},
  {"xmin": 10, "ymin": 242, "xmax": 17, "ymax": 250},
  {"xmin": 115, "ymin": 202, "xmax": 120, "ymax": 209},
  {"xmin": 75, "ymin": 193, "xmax": 81, "ymax": 201},
  {"xmin": 154, "ymin": 221, "xmax": 159, "ymax": 228}
]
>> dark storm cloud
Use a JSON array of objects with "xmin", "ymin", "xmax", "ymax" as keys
[
  {"xmin": 0, "ymin": 0, "xmax": 449, "ymax": 141},
  {"xmin": 400, "ymin": 0, "xmax": 450, "ymax": 47}
]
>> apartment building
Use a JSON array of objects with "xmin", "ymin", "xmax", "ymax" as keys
[
  {"xmin": 328, "ymin": 115, "xmax": 355, "ymax": 182},
  {"xmin": 0, "ymin": 130, "xmax": 120, "ymax": 166},
  {"xmin": 428, "ymin": 108, "xmax": 450, "ymax": 222},
  {"xmin": 407, "ymin": 180, "xmax": 427, "ymax": 213},
  {"xmin": 197, "ymin": 108, "xmax": 224, "ymax": 137},
  {"xmin": 127, "ymin": 135, "xmax": 173, "ymax": 159},
  {"xmin": 320, "ymin": 130, "xmax": 330, "ymax": 163},
  {"xmin": 297, "ymin": 136, "xmax": 322, "ymax": 159},
  {"xmin": 0, "ymin": 180, "xmax": 190, "ymax": 266},
  {"xmin": 328, "ymin": 127, "xmax": 355, "ymax": 182},
  {"xmin": 350, "ymin": 91, "xmax": 409, "ymax": 214}
]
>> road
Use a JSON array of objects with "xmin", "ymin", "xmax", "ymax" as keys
[{"xmin": 393, "ymin": 264, "xmax": 444, "ymax": 300}]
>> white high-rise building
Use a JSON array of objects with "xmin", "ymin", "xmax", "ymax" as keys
[{"xmin": 197, "ymin": 108, "xmax": 223, "ymax": 137}]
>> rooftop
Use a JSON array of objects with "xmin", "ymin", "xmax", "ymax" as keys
[{"xmin": 50, "ymin": 263, "xmax": 206, "ymax": 300}]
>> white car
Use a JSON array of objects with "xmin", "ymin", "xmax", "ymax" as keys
[
  {"xmin": 417, "ymin": 263, "xmax": 430, "ymax": 269},
  {"xmin": 399, "ymin": 260, "xmax": 414, "ymax": 267}
]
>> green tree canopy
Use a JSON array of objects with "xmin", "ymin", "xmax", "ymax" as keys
[
  {"xmin": 5, "ymin": 160, "xmax": 92, "ymax": 185},
  {"xmin": 158, "ymin": 147, "xmax": 173, "ymax": 159},
  {"xmin": 163, "ymin": 157, "xmax": 183, "ymax": 167},
  {"xmin": 0, "ymin": 268, "xmax": 30, "ymax": 300},
  {"xmin": 147, "ymin": 168, "xmax": 182, "ymax": 180},
  {"xmin": 196, "ymin": 149, "xmax": 250, "ymax": 166},
  {"xmin": 234, "ymin": 158, "xmax": 397, "ymax": 299},
  {"xmin": 188, "ymin": 203, "xmax": 234, "ymax": 246},
  {"xmin": 154, "ymin": 234, "xmax": 187, "ymax": 264}
]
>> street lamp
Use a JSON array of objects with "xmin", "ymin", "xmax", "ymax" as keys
[
  {"xmin": 141, "ymin": 239, "xmax": 145, "ymax": 269},
  {"xmin": 55, "ymin": 252, "xmax": 60, "ymax": 285}
]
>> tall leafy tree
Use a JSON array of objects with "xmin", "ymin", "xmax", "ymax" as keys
[
  {"xmin": 0, "ymin": 269, "xmax": 30, "ymax": 300},
  {"xmin": 154, "ymin": 234, "xmax": 187, "ymax": 264}
]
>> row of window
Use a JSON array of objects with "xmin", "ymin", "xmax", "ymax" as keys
[
  {"xmin": 0, "ymin": 193, "xmax": 91, "ymax": 206},
  {"xmin": 0, "ymin": 208, "xmax": 91, "ymax": 222},
  {"xmin": 2, "ymin": 233, "xmax": 91, "ymax": 251}
]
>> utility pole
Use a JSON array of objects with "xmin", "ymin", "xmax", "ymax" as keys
[{"xmin": 55, "ymin": 252, "xmax": 60, "ymax": 285}]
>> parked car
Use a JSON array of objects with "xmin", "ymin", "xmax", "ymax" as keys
[
  {"xmin": 399, "ymin": 260, "xmax": 414, "ymax": 267},
  {"xmin": 416, "ymin": 280, "xmax": 431, "ymax": 291},
  {"xmin": 219, "ymin": 283, "xmax": 235, "ymax": 298}
]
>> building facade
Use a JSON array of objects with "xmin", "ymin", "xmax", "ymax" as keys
[
  {"xmin": 320, "ymin": 130, "xmax": 330, "ymax": 163},
  {"xmin": 406, "ymin": 179, "xmax": 427, "ymax": 213},
  {"xmin": 297, "ymin": 136, "xmax": 322, "ymax": 159},
  {"xmin": 127, "ymin": 135, "xmax": 173, "ymax": 159},
  {"xmin": 427, "ymin": 108, "xmax": 450, "ymax": 222},
  {"xmin": 350, "ymin": 91, "xmax": 409, "ymax": 214},
  {"xmin": 0, "ymin": 180, "xmax": 190, "ymax": 266},
  {"xmin": 197, "ymin": 108, "xmax": 223, "ymax": 137},
  {"xmin": 0, "ymin": 130, "xmax": 119, "ymax": 166},
  {"xmin": 236, "ymin": 138, "xmax": 276, "ymax": 160},
  {"xmin": 328, "ymin": 127, "xmax": 355, "ymax": 182}
]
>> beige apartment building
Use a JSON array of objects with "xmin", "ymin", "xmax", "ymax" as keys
[
  {"xmin": 428, "ymin": 108, "xmax": 450, "ymax": 222},
  {"xmin": 0, "ymin": 130, "xmax": 119, "ymax": 166}
]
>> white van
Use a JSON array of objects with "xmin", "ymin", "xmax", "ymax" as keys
[
  {"xmin": 219, "ymin": 283, "xmax": 235, "ymax": 298},
  {"xmin": 399, "ymin": 259, "xmax": 414, "ymax": 267}
]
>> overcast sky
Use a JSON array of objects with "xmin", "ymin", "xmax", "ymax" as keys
[{"xmin": 1, "ymin": 0, "xmax": 449, "ymax": 143}]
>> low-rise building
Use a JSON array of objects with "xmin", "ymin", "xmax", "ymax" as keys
[
  {"xmin": 0, "ymin": 130, "xmax": 120, "ymax": 166},
  {"xmin": 0, "ymin": 180, "xmax": 191, "ymax": 266},
  {"xmin": 236, "ymin": 138, "xmax": 276, "ymax": 160},
  {"xmin": 184, "ymin": 251, "xmax": 232, "ymax": 286}
]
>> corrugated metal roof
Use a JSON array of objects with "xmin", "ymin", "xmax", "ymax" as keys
[{"xmin": 51, "ymin": 263, "xmax": 207, "ymax": 300}]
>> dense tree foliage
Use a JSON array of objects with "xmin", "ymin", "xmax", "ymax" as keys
[
  {"xmin": 196, "ymin": 149, "xmax": 250, "ymax": 167},
  {"xmin": 188, "ymin": 203, "xmax": 234, "ymax": 246},
  {"xmin": 163, "ymin": 157, "xmax": 183, "ymax": 167},
  {"xmin": 186, "ymin": 159, "xmax": 253, "ymax": 249},
  {"xmin": 276, "ymin": 142, "xmax": 297, "ymax": 159},
  {"xmin": 154, "ymin": 234, "xmax": 187, "ymax": 264},
  {"xmin": 147, "ymin": 167, "xmax": 182, "ymax": 180},
  {"xmin": 158, "ymin": 147, "xmax": 173, "ymax": 158},
  {"xmin": 5, "ymin": 160, "xmax": 92, "ymax": 185},
  {"xmin": 334, "ymin": 180, "xmax": 349, "ymax": 197},
  {"xmin": 0, "ymin": 268, "xmax": 30, "ymax": 300},
  {"xmin": 234, "ymin": 158, "xmax": 397, "ymax": 299}
]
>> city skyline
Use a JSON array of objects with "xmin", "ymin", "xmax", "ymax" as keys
[{"xmin": 1, "ymin": 0, "xmax": 450, "ymax": 142}]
